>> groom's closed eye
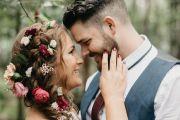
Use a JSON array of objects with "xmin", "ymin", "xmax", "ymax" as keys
[{"xmin": 81, "ymin": 38, "xmax": 91, "ymax": 46}]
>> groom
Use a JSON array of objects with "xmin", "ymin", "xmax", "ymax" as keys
[{"xmin": 63, "ymin": 0, "xmax": 180, "ymax": 120}]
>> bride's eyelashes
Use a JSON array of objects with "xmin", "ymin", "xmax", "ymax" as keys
[{"xmin": 68, "ymin": 46, "xmax": 75, "ymax": 54}]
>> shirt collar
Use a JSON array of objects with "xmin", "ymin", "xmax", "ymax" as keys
[{"xmin": 123, "ymin": 35, "xmax": 152, "ymax": 69}]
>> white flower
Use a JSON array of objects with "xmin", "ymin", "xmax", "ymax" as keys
[
  {"xmin": 21, "ymin": 37, "xmax": 30, "ymax": 46},
  {"xmin": 47, "ymin": 47, "xmax": 54, "ymax": 55},
  {"xmin": 45, "ymin": 20, "xmax": 56, "ymax": 29},
  {"xmin": 50, "ymin": 20, "xmax": 56, "ymax": 27},
  {"xmin": 50, "ymin": 40, "xmax": 57, "ymax": 48},
  {"xmin": 25, "ymin": 67, "xmax": 33, "ymax": 77},
  {"xmin": 57, "ymin": 87, "xmax": 63, "ymax": 96},
  {"xmin": 51, "ymin": 102, "xmax": 59, "ymax": 110},
  {"xmin": 4, "ymin": 63, "xmax": 16, "ymax": 81}
]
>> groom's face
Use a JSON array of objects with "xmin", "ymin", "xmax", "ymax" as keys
[{"xmin": 70, "ymin": 21, "xmax": 118, "ymax": 70}]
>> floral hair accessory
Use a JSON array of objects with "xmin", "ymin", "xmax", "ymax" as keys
[
  {"xmin": 4, "ymin": 63, "xmax": 16, "ymax": 81},
  {"xmin": 13, "ymin": 82, "xmax": 29, "ymax": 97},
  {"xmin": 25, "ymin": 28, "xmax": 37, "ymax": 37},
  {"xmin": 21, "ymin": 36, "xmax": 30, "ymax": 46},
  {"xmin": 51, "ymin": 102, "xmax": 59, "ymax": 110},
  {"xmin": 50, "ymin": 40, "xmax": 57, "ymax": 48},
  {"xmin": 40, "ymin": 63, "xmax": 54, "ymax": 76},
  {"xmin": 4, "ymin": 63, "xmax": 28, "ymax": 98},
  {"xmin": 25, "ymin": 67, "xmax": 33, "ymax": 77},
  {"xmin": 51, "ymin": 87, "xmax": 69, "ymax": 111},
  {"xmin": 39, "ymin": 44, "xmax": 51, "ymax": 57},
  {"xmin": 46, "ymin": 20, "xmax": 56, "ymax": 29},
  {"xmin": 57, "ymin": 95, "xmax": 69, "ymax": 111},
  {"xmin": 57, "ymin": 87, "xmax": 63, "ymax": 96},
  {"xmin": 47, "ymin": 47, "xmax": 54, "ymax": 55},
  {"xmin": 32, "ymin": 87, "xmax": 50, "ymax": 103}
]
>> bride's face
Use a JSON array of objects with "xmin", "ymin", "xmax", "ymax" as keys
[{"xmin": 61, "ymin": 31, "xmax": 83, "ymax": 90}]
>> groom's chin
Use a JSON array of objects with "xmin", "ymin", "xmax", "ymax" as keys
[{"xmin": 97, "ymin": 63, "xmax": 102, "ymax": 72}]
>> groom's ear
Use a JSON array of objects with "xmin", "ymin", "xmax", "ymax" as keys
[{"xmin": 102, "ymin": 16, "xmax": 116, "ymax": 37}]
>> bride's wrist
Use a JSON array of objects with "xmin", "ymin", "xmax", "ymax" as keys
[{"xmin": 104, "ymin": 95, "xmax": 124, "ymax": 105}]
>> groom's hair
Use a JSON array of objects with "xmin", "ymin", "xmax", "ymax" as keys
[{"xmin": 63, "ymin": 0, "xmax": 130, "ymax": 29}]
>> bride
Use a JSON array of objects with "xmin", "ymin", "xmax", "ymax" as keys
[{"xmin": 4, "ymin": 21, "xmax": 127, "ymax": 120}]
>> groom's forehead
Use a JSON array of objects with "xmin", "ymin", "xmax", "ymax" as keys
[{"xmin": 70, "ymin": 23, "xmax": 92, "ymax": 40}]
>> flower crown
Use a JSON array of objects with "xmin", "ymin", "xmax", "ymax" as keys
[{"xmin": 4, "ymin": 20, "xmax": 57, "ymax": 103}]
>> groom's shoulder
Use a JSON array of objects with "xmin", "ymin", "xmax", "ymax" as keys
[{"xmin": 85, "ymin": 71, "xmax": 99, "ymax": 91}]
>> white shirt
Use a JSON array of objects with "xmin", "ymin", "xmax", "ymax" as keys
[{"xmin": 84, "ymin": 35, "xmax": 180, "ymax": 120}]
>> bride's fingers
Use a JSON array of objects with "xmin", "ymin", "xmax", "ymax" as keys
[
  {"xmin": 110, "ymin": 48, "xmax": 117, "ymax": 71},
  {"xmin": 117, "ymin": 54, "xmax": 123, "ymax": 72},
  {"xmin": 122, "ymin": 63, "xmax": 127, "ymax": 77},
  {"xmin": 102, "ymin": 52, "xmax": 108, "ymax": 74}
]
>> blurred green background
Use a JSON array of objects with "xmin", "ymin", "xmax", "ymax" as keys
[{"xmin": 0, "ymin": 0, "xmax": 179, "ymax": 119}]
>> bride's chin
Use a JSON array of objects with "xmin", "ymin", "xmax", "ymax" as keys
[{"xmin": 67, "ymin": 79, "xmax": 82, "ymax": 90}]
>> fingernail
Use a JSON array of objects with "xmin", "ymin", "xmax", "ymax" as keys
[{"xmin": 104, "ymin": 50, "xmax": 108, "ymax": 54}]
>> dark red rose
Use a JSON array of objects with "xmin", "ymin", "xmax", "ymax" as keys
[
  {"xmin": 57, "ymin": 96, "xmax": 69, "ymax": 111},
  {"xmin": 32, "ymin": 87, "xmax": 49, "ymax": 103},
  {"xmin": 39, "ymin": 44, "xmax": 50, "ymax": 57},
  {"xmin": 25, "ymin": 28, "xmax": 37, "ymax": 36}
]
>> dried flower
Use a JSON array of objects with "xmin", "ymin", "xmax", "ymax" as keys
[{"xmin": 40, "ymin": 63, "xmax": 54, "ymax": 76}]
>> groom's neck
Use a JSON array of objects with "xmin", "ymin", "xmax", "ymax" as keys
[{"xmin": 117, "ymin": 24, "xmax": 144, "ymax": 59}]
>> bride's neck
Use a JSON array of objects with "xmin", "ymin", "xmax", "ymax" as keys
[{"xmin": 26, "ymin": 107, "xmax": 46, "ymax": 120}]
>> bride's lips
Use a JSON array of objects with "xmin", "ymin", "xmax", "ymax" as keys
[{"xmin": 74, "ymin": 68, "xmax": 80, "ymax": 74}]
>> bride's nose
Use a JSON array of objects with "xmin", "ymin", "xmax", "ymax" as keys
[{"xmin": 77, "ymin": 56, "xmax": 84, "ymax": 65}]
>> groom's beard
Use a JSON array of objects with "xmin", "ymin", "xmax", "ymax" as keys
[{"xmin": 90, "ymin": 33, "xmax": 119, "ymax": 71}]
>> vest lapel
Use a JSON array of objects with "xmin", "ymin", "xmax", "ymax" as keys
[{"xmin": 81, "ymin": 72, "xmax": 100, "ymax": 120}]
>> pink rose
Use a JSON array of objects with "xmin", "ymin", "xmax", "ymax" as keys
[
  {"xmin": 39, "ymin": 44, "xmax": 50, "ymax": 57},
  {"xmin": 32, "ymin": 87, "xmax": 49, "ymax": 103},
  {"xmin": 13, "ymin": 82, "xmax": 28, "ymax": 97}
]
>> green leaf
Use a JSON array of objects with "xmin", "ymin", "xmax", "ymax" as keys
[
  {"xmin": 13, "ymin": 72, "xmax": 22, "ymax": 80},
  {"xmin": 11, "ymin": 53, "xmax": 28, "ymax": 65}
]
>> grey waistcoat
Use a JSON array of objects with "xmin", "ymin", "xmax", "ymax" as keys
[{"xmin": 80, "ymin": 57, "xmax": 180, "ymax": 120}]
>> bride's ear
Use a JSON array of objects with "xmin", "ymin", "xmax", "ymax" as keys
[{"xmin": 102, "ymin": 16, "xmax": 116, "ymax": 37}]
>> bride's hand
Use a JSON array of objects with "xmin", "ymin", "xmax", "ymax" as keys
[{"xmin": 100, "ymin": 48, "xmax": 127, "ymax": 102}]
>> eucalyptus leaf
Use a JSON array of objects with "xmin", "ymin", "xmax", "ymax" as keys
[
  {"xmin": 13, "ymin": 72, "xmax": 22, "ymax": 80},
  {"xmin": 11, "ymin": 53, "xmax": 28, "ymax": 66}
]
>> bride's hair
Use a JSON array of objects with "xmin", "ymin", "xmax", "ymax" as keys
[{"xmin": 6, "ymin": 22, "xmax": 76, "ymax": 119}]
